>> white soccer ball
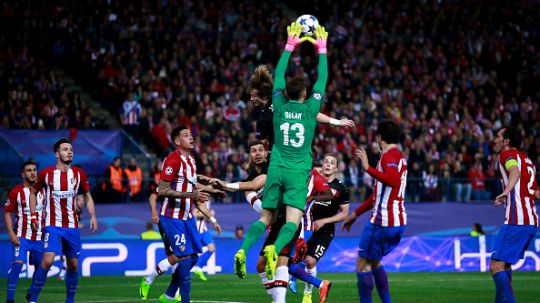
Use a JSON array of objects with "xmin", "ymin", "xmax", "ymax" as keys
[{"xmin": 296, "ymin": 14, "xmax": 319, "ymax": 36}]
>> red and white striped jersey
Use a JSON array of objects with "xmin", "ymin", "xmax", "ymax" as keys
[
  {"xmin": 304, "ymin": 169, "xmax": 331, "ymax": 231},
  {"xmin": 498, "ymin": 148, "xmax": 538, "ymax": 226},
  {"xmin": 122, "ymin": 100, "xmax": 141, "ymax": 125},
  {"xmin": 4, "ymin": 185, "xmax": 45, "ymax": 240},
  {"xmin": 196, "ymin": 200, "xmax": 211, "ymax": 233},
  {"xmin": 159, "ymin": 150, "xmax": 197, "ymax": 220},
  {"xmin": 34, "ymin": 166, "xmax": 90, "ymax": 228},
  {"xmin": 369, "ymin": 147, "xmax": 408, "ymax": 227}
]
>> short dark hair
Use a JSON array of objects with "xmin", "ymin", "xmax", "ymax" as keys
[
  {"xmin": 171, "ymin": 125, "xmax": 189, "ymax": 142},
  {"xmin": 286, "ymin": 77, "xmax": 306, "ymax": 100},
  {"xmin": 248, "ymin": 139, "xmax": 266, "ymax": 150},
  {"xmin": 377, "ymin": 120, "xmax": 401, "ymax": 144},
  {"xmin": 502, "ymin": 126, "xmax": 522, "ymax": 148},
  {"xmin": 323, "ymin": 153, "xmax": 339, "ymax": 164},
  {"xmin": 21, "ymin": 159, "xmax": 37, "ymax": 171},
  {"xmin": 53, "ymin": 138, "xmax": 72, "ymax": 152}
]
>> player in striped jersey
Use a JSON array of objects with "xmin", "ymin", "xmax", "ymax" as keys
[
  {"xmin": 156, "ymin": 125, "xmax": 223, "ymax": 303},
  {"xmin": 342, "ymin": 120, "xmax": 407, "ymax": 303},
  {"xmin": 27, "ymin": 138, "xmax": 98, "ymax": 303},
  {"xmin": 3, "ymin": 160, "xmax": 44, "ymax": 303},
  {"xmin": 490, "ymin": 126, "xmax": 539, "ymax": 303}
]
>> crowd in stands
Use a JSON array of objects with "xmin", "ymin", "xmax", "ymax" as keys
[{"xmin": 1, "ymin": 0, "xmax": 540, "ymax": 203}]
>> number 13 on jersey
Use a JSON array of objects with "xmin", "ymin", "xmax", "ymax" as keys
[{"xmin": 280, "ymin": 122, "xmax": 305, "ymax": 147}]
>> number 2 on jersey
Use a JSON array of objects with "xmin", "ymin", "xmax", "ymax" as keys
[{"xmin": 280, "ymin": 122, "xmax": 305, "ymax": 147}]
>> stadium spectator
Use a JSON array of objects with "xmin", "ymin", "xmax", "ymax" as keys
[
  {"xmin": 124, "ymin": 158, "xmax": 143, "ymax": 202},
  {"xmin": 140, "ymin": 222, "xmax": 161, "ymax": 240},
  {"xmin": 468, "ymin": 161, "xmax": 491, "ymax": 201},
  {"xmin": 2, "ymin": 0, "xmax": 539, "ymax": 204},
  {"xmin": 470, "ymin": 223, "xmax": 485, "ymax": 237},
  {"xmin": 104, "ymin": 157, "xmax": 126, "ymax": 203},
  {"xmin": 422, "ymin": 163, "xmax": 440, "ymax": 202},
  {"xmin": 120, "ymin": 92, "xmax": 142, "ymax": 141},
  {"xmin": 452, "ymin": 161, "xmax": 472, "ymax": 202}
]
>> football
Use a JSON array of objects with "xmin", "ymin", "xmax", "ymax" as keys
[{"xmin": 296, "ymin": 14, "xmax": 319, "ymax": 36}]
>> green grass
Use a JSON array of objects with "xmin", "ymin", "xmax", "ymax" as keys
[{"xmin": 2, "ymin": 272, "xmax": 539, "ymax": 302}]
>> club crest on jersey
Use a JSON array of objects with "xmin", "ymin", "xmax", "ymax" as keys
[
  {"xmin": 4, "ymin": 199, "xmax": 9, "ymax": 207},
  {"xmin": 313, "ymin": 92, "xmax": 322, "ymax": 100},
  {"xmin": 165, "ymin": 166, "xmax": 173, "ymax": 175}
]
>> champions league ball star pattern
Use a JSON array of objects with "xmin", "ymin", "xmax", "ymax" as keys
[{"xmin": 296, "ymin": 14, "xmax": 319, "ymax": 36}]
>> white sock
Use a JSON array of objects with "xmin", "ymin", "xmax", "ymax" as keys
[
  {"xmin": 146, "ymin": 258, "xmax": 173, "ymax": 284},
  {"xmin": 175, "ymin": 288, "xmax": 180, "ymax": 298},
  {"xmin": 259, "ymin": 271, "xmax": 275, "ymax": 298},
  {"xmin": 274, "ymin": 266, "xmax": 289, "ymax": 303},
  {"xmin": 192, "ymin": 265, "xmax": 202, "ymax": 272},
  {"xmin": 304, "ymin": 267, "xmax": 317, "ymax": 294}
]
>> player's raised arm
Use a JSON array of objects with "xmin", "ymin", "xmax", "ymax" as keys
[
  {"xmin": 306, "ymin": 25, "xmax": 328, "ymax": 93},
  {"xmin": 274, "ymin": 22, "xmax": 303, "ymax": 92}
]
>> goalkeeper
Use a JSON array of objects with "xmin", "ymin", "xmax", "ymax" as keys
[{"xmin": 235, "ymin": 20, "xmax": 329, "ymax": 288}]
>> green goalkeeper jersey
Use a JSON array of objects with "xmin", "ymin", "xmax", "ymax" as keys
[{"xmin": 269, "ymin": 50, "xmax": 328, "ymax": 170}]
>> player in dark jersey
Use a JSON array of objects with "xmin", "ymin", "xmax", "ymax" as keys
[
  {"xmin": 214, "ymin": 141, "xmax": 332, "ymax": 303},
  {"xmin": 298, "ymin": 153, "xmax": 349, "ymax": 303}
]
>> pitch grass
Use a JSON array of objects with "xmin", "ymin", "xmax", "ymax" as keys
[{"xmin": 2, "ymin": 272, "xmax": 540, "ymax": 302}]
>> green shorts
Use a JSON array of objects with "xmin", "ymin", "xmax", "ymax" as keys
[{"xmin": 262, "ymin": 167, "xmax": 310, "ymax": 211}]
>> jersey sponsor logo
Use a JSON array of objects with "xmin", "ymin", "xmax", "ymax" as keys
[
  {"xmin": 165, "ymin": 166, "xmax": 173, "ymax": 175},
  {"xmin": 313, "ymin": 92, "xmax": 322, "ymax": 100},
  {"xmin": 52, "ymin": 190, "xmax": 76, "ymax": 199}
]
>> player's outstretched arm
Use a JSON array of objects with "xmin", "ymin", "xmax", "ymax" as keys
[
  {"xmin": 316, "ymin": 113, "xmax": 355, "ymax": 127},
  {"xmin": 84, "ymin": 191, "xmax": 98, "ymax": 233},
  {"xmin": 216, "ymin": 174, "xmax": 267, "ymax": 192},
  {"xmin": 158, "ymin": 180, "xmax": 205, "ymax": 200},
  {"xmin": 197, "ymin": 174, "xmax": 219, "ymax": 186}
]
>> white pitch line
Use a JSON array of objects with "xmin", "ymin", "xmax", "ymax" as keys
[{"xmin": 68, "ymin": 300, "xmax": 253, "ymax": 303}]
